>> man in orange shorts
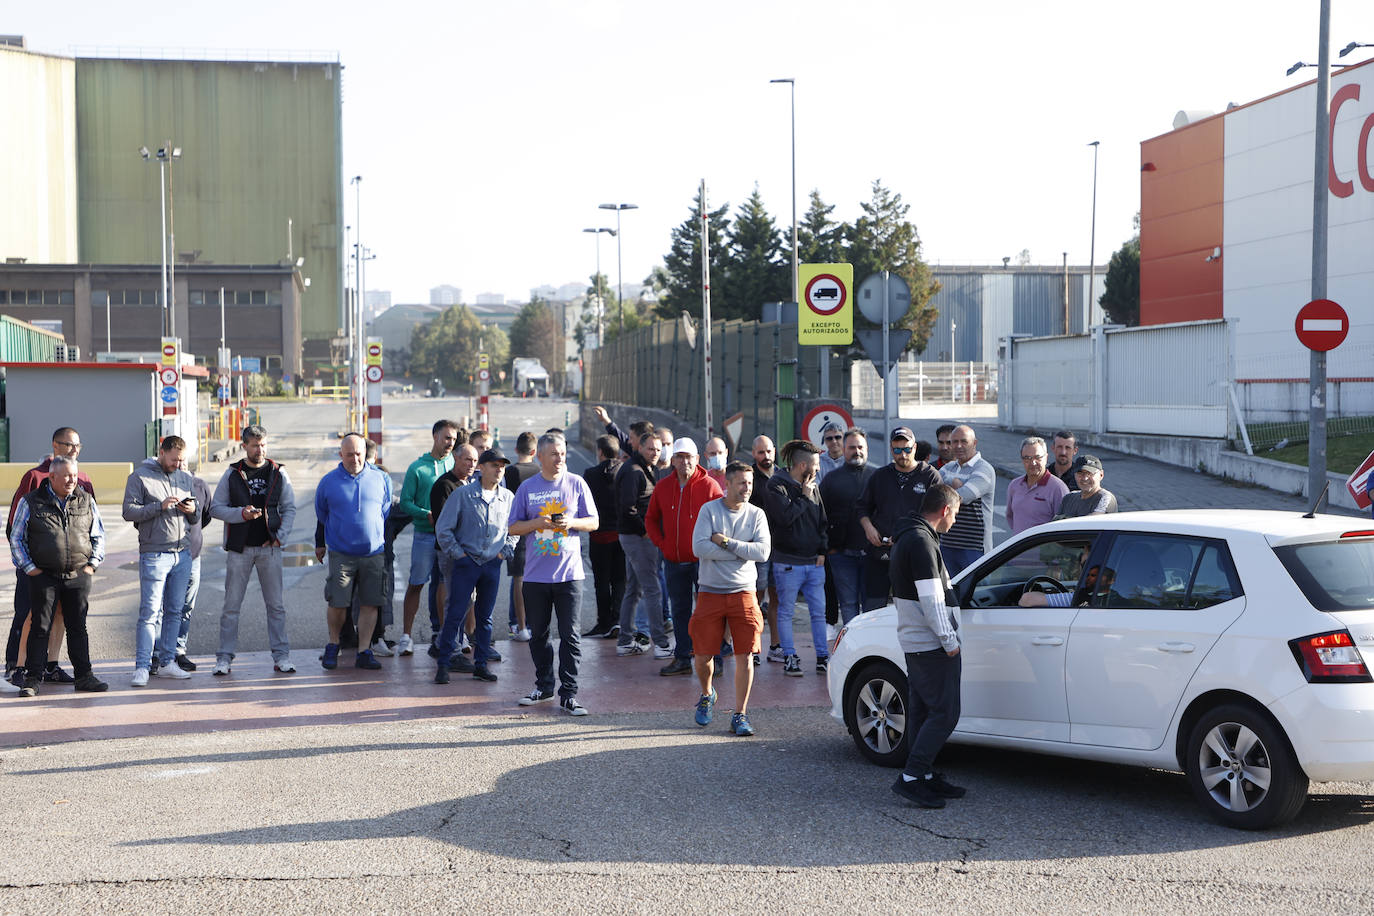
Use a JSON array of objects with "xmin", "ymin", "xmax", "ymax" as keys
[{"xmin": 689, "ymin": 461, "xmax": 771, "ymax": 736}]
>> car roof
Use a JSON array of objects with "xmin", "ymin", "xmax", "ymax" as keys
[{"xmin": 1033, "ymin": 509, "xmax": 1367, "ymax": 543}]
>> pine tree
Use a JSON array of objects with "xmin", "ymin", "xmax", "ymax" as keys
[
  {"xmin": 725, "ymin": 185, "xmax": 790, "ymax": 319},
  {"xmin": 845, "ymin": 180, "xmax": 941, "ymax": 354},
  {"xmin": 656, "ymin": 188, "xmax": 731, "ymax": 320},
  {"xmin": 794, "ymin": 190, "xmax": 847, "ymax": 264}
]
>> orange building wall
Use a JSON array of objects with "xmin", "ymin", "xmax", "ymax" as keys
[{"xmin": 1139, "ymin": 117, "xmax": 1225, "ymax": 324}]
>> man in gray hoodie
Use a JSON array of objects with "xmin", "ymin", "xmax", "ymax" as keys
[
  {"xmin": 689, "ymin": 461, "xmax": 771, "ymax": 737},
  {"xmin": 121, "ymin": 436, "xmax": 199, "ymax": 687}
]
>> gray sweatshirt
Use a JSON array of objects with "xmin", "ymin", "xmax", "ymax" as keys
[
  {"xmin": 121, "ymin": 457, "xmax": 196, "ymax": 553},
  {"xmin": 691, "ymin": 499, "xmax": 770, "ymax": 594}
]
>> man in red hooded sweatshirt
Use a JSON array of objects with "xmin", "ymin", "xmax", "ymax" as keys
[{"xmin": 645, "ymin": 437, "xmax": 723, "ymax": 676}]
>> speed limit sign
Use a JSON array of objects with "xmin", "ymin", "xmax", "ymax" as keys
[
  {"xmin": 159, "ymin": 367, "xmax": 179, "ymax": 387},
  {"xmin": 365, "ymin": 365, "xmax": 383, "ymax": 383}
]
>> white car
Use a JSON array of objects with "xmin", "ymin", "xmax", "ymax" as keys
[{"xmin": 827, "ymin": 509, "xmax": 1374, "ymax": 829}]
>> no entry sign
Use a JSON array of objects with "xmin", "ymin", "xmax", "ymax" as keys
[{"xmin": 1295, "ymin": 299, "xmax": 1349, "ymax": 352}]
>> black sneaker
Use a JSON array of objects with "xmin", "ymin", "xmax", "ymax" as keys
[
  {"xmin": 816, "ymin": 656, "xmax": 830, "ymax": 674},
  {"xmin": 174, "ymin": 654, "xmax": 198, "ymax": 672},
  {"xmin": 434, "ymin": 669, "xmax": 450, "ymax": 685},
  {"xmin": 355, "ymin": 650, "xmax": 382, "ymax": 670},
  {"xmin": 43, "ymin": 663, "xmax": 75, "ymax": 684},
  {"xmin": 74, "ymin": 674, "xmax": 109, "ymax": 692},
  {"xmin": 659, "ymin": 658, "xmax": 694, "ymax": 677},
  {"xmin": 148, "ymin": 656, "xmax": 161, "ymax": 676},
  {"xmin": 473, "ymin": 667, "xmax": 498, "ymax": 683},
  {"xmin": 927, "ymin": 772, "xmax": 966, "ymax": 798},
  {"xmin": 604, "ymin": 625, "xmax": 621, "ymax": 640},
  {"xmin": 783, "ymin": 654, "xmax": 803, "ymax": 677},
  {"xmin": 428, "ymin": 643, "xmax": 441, "ymax": 658},
  {"xmin": 486, "ymin": 647, "xmax": 502, "ymax": 663},
  {"xmin": 518, "ymin": 689, "xmax": 556, "ymax": 706},
  {"xmin": 448, "ymin": 654, "xmax": 475, "ymax": 673},
  {"xmin": 633, "ymin": 631, "xmax": 651, "ymax": 647},
  {"xmin": 892, "ymin": 776, "xmax": 946, "ymax": 808},
  {"xmin": 582, "ymin": 625, "xmax": 611, "ymax": 638}
]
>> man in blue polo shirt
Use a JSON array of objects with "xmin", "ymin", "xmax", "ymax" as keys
[{"xmin": 314, "ymin": 433, "xmax": 392, "ymax": 671}]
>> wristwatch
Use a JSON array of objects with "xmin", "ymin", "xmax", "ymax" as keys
[{"xmin": 721, "ymin": 536, "xmax": 730, "ymax": 549}]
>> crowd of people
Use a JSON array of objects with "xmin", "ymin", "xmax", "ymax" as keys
[{"xmin": 3, "ymin": 415, "xmax": 1117, "ymax": 749}]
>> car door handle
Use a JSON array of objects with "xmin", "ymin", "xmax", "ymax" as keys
[
  {"xmin": 1158, "ymin": 642, "xmax": 1195, "ymax": 653},
  {"xmin": 1030, "ymin": 636, "xmax": 1064, "ymax": 646}
]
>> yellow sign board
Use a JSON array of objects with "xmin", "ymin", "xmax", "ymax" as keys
[
  {"xmin": 478, "ymin": 352, "xmax": 490, "ymax": 370},
  {"xmin": 160, "ymin": 337, "xmax": 179, "ymax": 367},
  {"xmin": 798, "ymin": 263, "xmax": 853, "ymax": 345}
]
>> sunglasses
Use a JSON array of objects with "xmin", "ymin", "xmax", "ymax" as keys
[
  {"xmin": 824, "ymin": 435, "xmax": 842, "ymax": 442},
  {"xmin": 891, "ymin": 446, "xmax": 914, "ymax": 455}
]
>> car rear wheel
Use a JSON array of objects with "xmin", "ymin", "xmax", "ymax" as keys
[
  {"xmin": 1184, "ymin": 703, "xmax": 1308, "ymax": 829},
  {"xmin": 844, "ymin": 661, "xmax": 910, "ymax": 767}
]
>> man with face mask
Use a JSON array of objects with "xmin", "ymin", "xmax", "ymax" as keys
[
  {"xmin": 819, "ymin": 428, "xmax": 874, "ymax": 625},
  {"xmin": 702, "ymin": 437, "xmax": 729, "ymax": 489}
]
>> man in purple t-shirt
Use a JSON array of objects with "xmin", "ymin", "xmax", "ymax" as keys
[{"xmin": 509, "ymin": 432, "xmax": 599, "ymax": 715}]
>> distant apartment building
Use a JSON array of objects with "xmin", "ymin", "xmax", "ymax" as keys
[
  {"xmin": 430, "ymin": 284, "xmax": 462, "ymax": 306},
  {"xmin": 475, "ymin": 292, "xmax": 505, "ymax": 306}
]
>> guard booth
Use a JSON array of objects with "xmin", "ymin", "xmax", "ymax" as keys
[{"xmin": 0, "ymin": 360, "xmax": 206, "ymax": 467}]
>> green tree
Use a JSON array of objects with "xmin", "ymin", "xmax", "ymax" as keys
[
  {"xmin": 845, "ymin": 180, "xmax": 941, "ymax": 354},
  {"xmin": 574, "ymin": 273, "xmax": 617, "ymax": 349},
  {"xmin": 409, "ymin": 305, "xmax": 508, "ymax": 390},
  {"xmin": 1100, "ymin": 235, "xmax": 1141, "ymax": 327},
  {"xmin": 724, "ymin": 185, "xmax": 790, "ymax": 318},
  {"xmin": 507, "ymin": 297, "xmax": 562, "ymax": 378},
  {"xmin": 655, "ymin": 188, "xmax": 732, "ymax": 320},
  {"xmin": 793, "ymin": 189, "xmax": 847, "ymax": 264}
]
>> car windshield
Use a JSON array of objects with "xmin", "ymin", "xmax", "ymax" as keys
[{"xmin": 1275, "ymin": 539, "xmax": 1374, "ymax": 612}]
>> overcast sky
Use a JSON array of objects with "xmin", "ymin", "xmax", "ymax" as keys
[{"xmin": 14, "ymin": 1, "xmax": 1374, "ymax": 304}]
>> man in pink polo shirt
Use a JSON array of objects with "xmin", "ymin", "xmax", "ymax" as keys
[{"xmin": 1005, "ymin": 436, "xmax": 1068, "ymax": 536}]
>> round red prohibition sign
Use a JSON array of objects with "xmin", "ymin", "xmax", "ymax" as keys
[
  {"xmin": 804, "ymin": 273, "xmax": 846, "ymax": 316},
  {"xmin": 1295, "ymin": 299, "xmax": 1349, "ymax": 352}
]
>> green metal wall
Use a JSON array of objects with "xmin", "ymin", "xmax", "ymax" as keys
[
  {"xmin": 0, "ymin": 314, "xmax": 63, "ymax": 362},
  {"xmin": 74, "ymin": 58, "xmax": 342, "ymax": 346}
]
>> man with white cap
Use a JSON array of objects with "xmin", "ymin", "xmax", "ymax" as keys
[{"xmin": 645, "ymin": 437, "xmax": 723, "ymax": 676}]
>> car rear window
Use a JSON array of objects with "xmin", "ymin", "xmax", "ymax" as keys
[{"xmin": 1275, "ymin": 539, "xmax": 1374, "ymax": 612}]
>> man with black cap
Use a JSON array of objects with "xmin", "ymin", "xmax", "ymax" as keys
[
  {"xmin": 434, "ymin": 446, "xmax": 520, "ymax": 684},
  {"xmin": 857, "ymin": 427, "xmax": 941, "ymax": 612},
  {"xmin": 1055, "ymin": 455, "xmax": 1118, "ymax": 518}
]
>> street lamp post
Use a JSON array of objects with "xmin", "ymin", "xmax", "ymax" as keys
[
  {"xmin": 139, "ymin": 144, "xmax": 181, "ymax": 337},
  {"xmin": 598, "ymin": 203, "xmax": 638, "ymax": 332},
  {"xmin": 771, "ymin": 77, "xmax": 813, "ymax": 391},
  {"xmin": 351, "ymin": 175, "xmax": 364, "ymax": 431},
  {"xmin": 1087, "ymin": 141, "xmax": 1100, "ymax": 323},
  {"xmin": 583, "ymin": 227, "xmax": 616, "ymax": 345}
]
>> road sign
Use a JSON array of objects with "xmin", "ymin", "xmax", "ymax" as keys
[
  {"xmin": 161, "ymin": 338, "xmax": 178, "ymax": 367},
  {"xmin": 233, "ymin": 356, "xmax": 262, "ymax": 373},
  {"xmin": 365, "ymin": 365, "xmax": 383, "ymax": 383},
  {"xmin": 478, "ymin": 368, "xmax": 491, "ymax": 382},
  {"xmin": 857, "ymin": 273, "xmax": 911, "ymax": 325},
  {"xmin": 1296, "ymin": 299, "xmax": 1349, "ymax": 351},
  {"xmin": 798, "ymin": 263, "xmax": 853, "ymax": 345},
  {"xmin": 479, "ymin": 352, "xmax": 490, "ymax": 370},
  {"xmin": 723, "ymin": 412, "xmax": 745, "ymax": 454},
  {"xmin": 366, "ymin": 339, "xmax": 383, "ymax": 367},
  {"xmin": 159, "ymin": 367, "xmax": 179, "ymax": 387},
  {"xmin": 801, "ymin": 404, "xmax": 855, "ymax": 447},
  {"xmin": 217, "ymin": 374, "xmax": 230, "ymax": 387},
  {"xmin": 216, "ymin": 386, "xmax": 232, "ymax": 400},
  {"xmin": 856, "ymin": 328, "xmax": 912, "ymax": 378},
  {"xmin": 160, "ymin": 385, "xmax": 179, "ymax": 404},
  {"xmin": 1348, "ymin": 449, "xmax": 1374, "ymax": 511}
]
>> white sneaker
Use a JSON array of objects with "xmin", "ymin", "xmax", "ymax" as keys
[
  {"xmin": 766, "ymin": 645, "xmax": 786, "ymax": 663},
  {"xmin": 153, "ymin": 659, "xmax": 192, "ymax": 679},
  {"xmin": 370, "ymin": 639, "xmax": 394, "ymax": 657},
  {"xmin": 0, "ymin": 674, "xmax": 18, "ymax": 693},
  {"xmin": 273, "ymin": 659, "xmax": 297, "ymax": 673},
  {"xmin": 397, "ymin": 634, "xmax": 415, "ymax": 656},
  {"xmin": 131, "ymin": 668, "xmax": 150, "ymax": 687},
  {"xmin": 512, "ymin": 627, "xmax": 532, "ymax": 642},
  {"xmin": 616, "ymin": 643, "xmax": 646, "ymax": 657},
  {"xmin": 211, "ymin": 659, "xmax": 231, "ymax": 676},
  {"xmin": 652, "ymin": 644, "xmax": 673, "ymax": 659}
]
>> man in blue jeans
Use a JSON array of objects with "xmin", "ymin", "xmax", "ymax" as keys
[
  {"xmin": 121, "ymin": 436, "xmax": 199, "ymax": 687},
  {"xmin": 820, "ymin": 428, "xmax": 873, "ymax": 626},
  {"xmin": 508, "ymin": 432, "xmax": 599, "ymax": 716},
  {"xmin": 762, "ymin": 439, "xmax": 829, "ymax": 677},
  {"xmin": 434, "ymin": 447, "xmax": 518, "ymax": 684}
]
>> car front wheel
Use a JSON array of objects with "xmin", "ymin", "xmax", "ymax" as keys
[
  {"xmin": 844, "ymin": 661, "xmax": 910, "ymax": 767},
  {"xmin": 1184, "ymin": 703, "xmax": 1308, "ymax": 829}
]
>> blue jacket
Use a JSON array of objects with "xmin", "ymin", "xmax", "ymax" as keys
[
  {"xmin": 435, "ymin": 478, "xmax": 519, "ymax": 565},
  {"xmin": 315, "ymin": 462, "xmax": 391, "ymax": 557}
]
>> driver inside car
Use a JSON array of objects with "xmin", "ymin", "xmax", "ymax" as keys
[{"xmin": 1019, "ymin": 562, "xmax": 1114, "ymax": 607}]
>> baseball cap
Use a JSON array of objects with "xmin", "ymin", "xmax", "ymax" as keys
[
  {"xmin": 671, "ymin": 437, "xmax": 699, "ymax": 457},
  {"xmin": 478, "ymin": 447, "xmax": 510, "ymax": 465},
  {"xmin": 1072, "ymin": 454, "xmax": 1103, "ymax": 473},
  {"xmin": 889, "ymin": 426, "xmax": 916, "ymax": 442}
]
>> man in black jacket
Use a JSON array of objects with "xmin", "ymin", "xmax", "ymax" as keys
[
  {"xmin": 819, "ymin": 428, "xmax": 873, "ymax": 626},
  {"xmin": 889, "ymin": 484, "xmax": 966, "ymax": 809},
  {"xmin": 857, "ymin": 427, "xmax": 942, "ymax": 613},
  {"xmin": 749, "ymin": 435, "xmax": 780, "ymax": 662},
  {"xmin": 583, "ymin": 435, "xmax": 624, "ymax": 638},
  {"xmin": 762, "ymin": 439, "xmax": 829, "ymax": 676},
  {"xmin": 614, "ymin": 431, "xmax": 668, "ymax": 656}
]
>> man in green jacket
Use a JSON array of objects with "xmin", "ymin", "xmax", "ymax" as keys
[{"xmin": 396, "ymin": 419, "xmax": 459, "ymax": 656}]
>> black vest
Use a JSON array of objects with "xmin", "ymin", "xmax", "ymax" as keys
[
  {"xmin": 223, "ymin": 459, "xmax": 285, "ymax": 553},
  {"xmin": 25, "ymin": 483, "xmax": 95, "ymax": 577}
]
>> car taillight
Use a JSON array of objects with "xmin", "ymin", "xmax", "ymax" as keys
[{"xmin": 1289, "ymin": 630, "xmax": 1373, "ymax": 683}]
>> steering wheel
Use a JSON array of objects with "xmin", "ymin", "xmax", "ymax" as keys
[{"xmin": 1024, "ymin": 574, "xmax": 1070, "ymax": 595}]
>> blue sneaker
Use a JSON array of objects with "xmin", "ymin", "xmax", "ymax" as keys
[
  {"xmin": 694, "ymin": 688, "xmax": 717, "ymax": 727},
  {"xmin": 355, "ymin": 649, "xmax": 382, "ymax": 670},
  {"xmin": 731, "ymin": 712, "xmax": 755, "ymax": 737},
  {"xmin": 320, "ymin": 643, "xmax": 339, "ymax": 670}
]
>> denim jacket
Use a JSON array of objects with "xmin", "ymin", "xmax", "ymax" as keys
[{"xmin": 434, "ymin": 478, "xmax": 519, "ymax": 565}]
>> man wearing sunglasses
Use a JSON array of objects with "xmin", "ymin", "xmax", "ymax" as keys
[
  {"xmin": 817, "ymin": 423, "xmax": 845, "ymax": 482},
  {"xmin": 857, "ymin": 427, "xmax": 941, "ymax": 612}
]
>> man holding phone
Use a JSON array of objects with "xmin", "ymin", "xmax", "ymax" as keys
[{"xmin": 209, "ymin": 425, "xmax": 297, "ymax": 675}]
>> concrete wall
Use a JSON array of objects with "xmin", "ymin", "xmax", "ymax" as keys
[
  {"xmin": 5, "ymin": 365, "xmax": 155, "ymax": 464},
  {"xmin": 0, "ymin": 47, "xmax": 78, "ymax": 263}
]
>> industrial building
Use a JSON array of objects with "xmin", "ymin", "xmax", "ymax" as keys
[{"xmin": 0, "ymin": 41, "xmax": 342, "ymax": 378}]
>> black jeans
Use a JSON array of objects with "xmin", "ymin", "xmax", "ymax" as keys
[
  {"xmin": 863, "ymin": 553, "xmax": 891, "ymax": 612},
  {"xmin": 901, "ymin": 648, "xmax": 962, "ymax": 779},
  {"xmin": 5, "ymin": 568, "xmax": 32, "ymax": 669},
  {"xmin": 26, "ymin": 570, "xmax": 93, "ymax": 679},
  {"xmin": 588, "ymin": 539, "xmax": 625, "ymax": 633},
  {"xmin": 523, "ymin": 579, "xmax": 583, "ymax": 700},
  {"xmin": 663, "ymin": 560, "xmax": 699, "ymax": 659}
]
